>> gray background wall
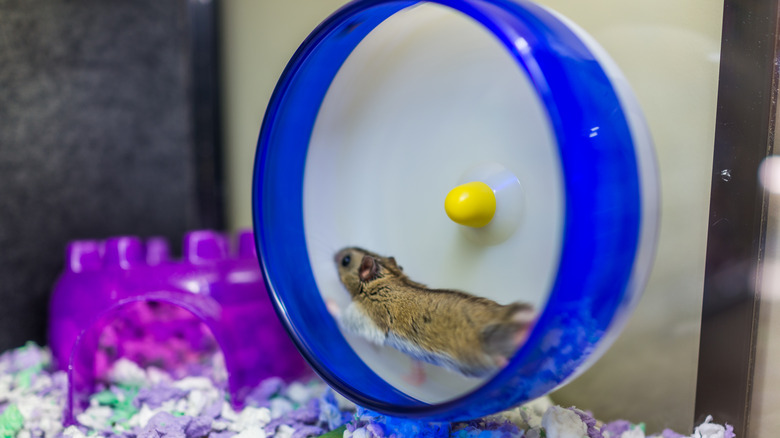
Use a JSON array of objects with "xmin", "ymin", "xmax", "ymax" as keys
[{"xmin": 0, "ymin": 0, "xmax": 219, "ymax": 351}]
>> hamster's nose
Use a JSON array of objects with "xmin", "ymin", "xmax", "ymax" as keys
[{"xmin": 444, "ymin": 181, "xmax": 497, "ymax": 228}]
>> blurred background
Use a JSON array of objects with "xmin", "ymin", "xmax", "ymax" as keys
[
  {"xmin": 0, "ymin": 0, "xmax": 222, "ymax": 353},
  {"xmin": 0, "ymin": 0, "xmax": 736, "ymax": 434}
]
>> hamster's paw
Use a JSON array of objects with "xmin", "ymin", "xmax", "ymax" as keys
[
  {"xmin": 508, "ymin": 305, "xmax": 535, "ymax": 350},
  {"xmin": 402, "ymin": 359, "xmax": 427, "ymax": 386},
  {"xmin": 511, "ymin": 305, "xmax": 536, "ymax": 325},
  {"xmin": 511, "ymin": 308, "xmax": 535, "ymax": 348},
  {"xmin": 325, "ymin": 298, "xmax": 341, "ymax": 319},
  {"xmin": 492, "ymin": 355, "xmax": 509, "ymax": 369}
]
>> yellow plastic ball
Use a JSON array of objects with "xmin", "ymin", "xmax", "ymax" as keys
[{"xmin": 444, "ymin": 181, "xmax": 497, "ymax": 228}]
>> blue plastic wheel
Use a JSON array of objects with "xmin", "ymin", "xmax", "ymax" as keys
[{"xmin": 253, "ymin": 0, "xmax": 658, "ymax": 421}]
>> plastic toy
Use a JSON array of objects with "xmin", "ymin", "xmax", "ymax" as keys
[
  {"xmin": 253, "ymin": 0, "xmax": 659, "ymax": 422},
  {"xmin": 48, "ymin": 230, "xmax": 309, "ymax": 425},
  {"xmin": 444, "ymin": 181, "xmax": 498, "ymax": 228}
]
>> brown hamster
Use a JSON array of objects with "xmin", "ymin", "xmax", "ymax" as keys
[{"xmin": 333, "ymin": 247, "xmax": 535, "ymax": 378}]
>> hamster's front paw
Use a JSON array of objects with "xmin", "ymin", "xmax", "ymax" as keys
[{"xmin": 325, "ymin": 298, "xmax": 341, "ymax": 319}]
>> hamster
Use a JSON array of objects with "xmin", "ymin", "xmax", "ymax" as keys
[{"xmin": 331, "ymin": 247, "xmax": 535, "ymax": 379}]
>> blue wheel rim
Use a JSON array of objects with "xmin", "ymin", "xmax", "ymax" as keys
[{"xmin": 252, "ymin": 0, "xmax": 642, "ymax": 421}]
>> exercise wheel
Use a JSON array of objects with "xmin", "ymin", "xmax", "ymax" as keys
[{"xmin": 252, "ymin": 0, "xmax": 658, "ymax": 421}]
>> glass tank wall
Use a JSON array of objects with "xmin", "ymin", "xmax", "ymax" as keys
[
  {"xmin": 749, "ymin": 111, "xmax": 780, "ymax": 437},
  {"xmin": 752, "ymin": 162, "xmax": 780, "ymax": 437},
  {"xmin": 221, "ymin": 0, "xmax": 724, "ymax": 433},
  {"xmin": 532, "ymin": 0, "xmax": 723, "ymax": 432}
]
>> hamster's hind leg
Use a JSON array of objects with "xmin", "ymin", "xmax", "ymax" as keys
[{"xmin": 402, "ymin": 358, "xmax": 427, "ymax": 386}]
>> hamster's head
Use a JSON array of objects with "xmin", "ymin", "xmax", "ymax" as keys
[{"xmin": 334, "ymin": 247, "xmax": 403, "ymax": 297}]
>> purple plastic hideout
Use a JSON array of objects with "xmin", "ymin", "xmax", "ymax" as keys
[{"xmin": 48, "ymin": 230, "xmax": 310, "ymax": 426}]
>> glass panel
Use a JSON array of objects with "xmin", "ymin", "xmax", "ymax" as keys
[
  {"xmin": 749, "ymin": 119, "xmax": 780, "ymax": 437},
  {"xmin": 538, "ymin": 0, "xmax": 723, "ymax": 432}
]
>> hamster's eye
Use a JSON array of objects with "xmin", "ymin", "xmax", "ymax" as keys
[{"xmin": 341, "ymin": 255, "xmax": 351, "ymax": 267}]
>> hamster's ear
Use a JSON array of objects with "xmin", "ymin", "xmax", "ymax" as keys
[
  {"xmin": 387, "ymin": 257, "xmax": 403, "ymax": 270},
  {"xmin": 359, "ymin": 255, "xmax": 379, "ymax": 282},
  {"xmin": 387, "ymin": 256, "xmax": 402, "ymax": 271}
]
